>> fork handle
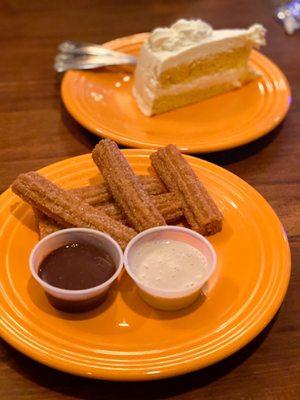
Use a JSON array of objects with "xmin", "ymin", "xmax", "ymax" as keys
[{"xmin": 59, "ymin": 40, "xmax": 130, "ymax": 58}]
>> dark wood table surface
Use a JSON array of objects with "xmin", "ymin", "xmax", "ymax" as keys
[{"xmin": 0, "ymin": 0, "xmax": 299, "ymax": 399}]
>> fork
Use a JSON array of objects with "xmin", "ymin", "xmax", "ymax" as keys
[{"xmin": 54, "ymin": 40, "xmax": 137, "ymax": 72}]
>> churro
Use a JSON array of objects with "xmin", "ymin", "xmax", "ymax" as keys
[
  {"xmin": 96, "ymin": 193, "xmax": 181, "ymax": 224},
  {"xmin": 35, "ymin": 192, "xmax": 183, "ymax": 239},
  {"xmin": 152, "ymin": 193, "xmax": 183, "ymax": 223},
  {"xmin": 11, "ymin": 172, "xmax": 136, "ymax": 249},
  {"xmin": 150, "ymin": 144, "xmax": 223, "ymax": 235},
  {"xmin": 69, "ymin": 175, "xmax": 166, "ymax": 206},
  {"xmin": 34, "ymin": 208, "xmax": 63, "ymax": 238},
  {"xmin": 138, "ymin": 175, "xmax": 167, "ymax": 195},
  {"xmin": 92, "ymin": 139, "xmax": 166, "ymax": 231},
  {"xmin": 34, "ymin": 204, "xmax": 125, "ymax": 239},
  {"xmin": 70, "ymin": 184, "xmax": 181, "ymax": 223}
]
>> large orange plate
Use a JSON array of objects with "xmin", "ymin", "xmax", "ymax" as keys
[
  {"xmin": 0, "ymin": 151, "xmax": 290, "ymax": 380},
  {"xmin": 62, "ymin": 34, "xmax": 291, "ymax": 153}
]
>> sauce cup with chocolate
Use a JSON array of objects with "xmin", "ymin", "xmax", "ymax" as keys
[
  {"xmin": 30, "ymin": 228, "xmax": 123, "ymax": 312},
  {"xmin": 124, "ymin": 226, "xmax": 217, "ymax": 311}
]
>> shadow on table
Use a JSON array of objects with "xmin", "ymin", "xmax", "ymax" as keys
[
  {"xmin": 60, "ymin": 97, "xmax": 284, "ymax": 166},
  {"xmin": 2, "ymin": 314, "xmax": 278, "ymax": 400}
]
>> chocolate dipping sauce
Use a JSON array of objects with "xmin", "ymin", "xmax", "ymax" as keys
[{"xmin": 38, "ymin": 242, "xmax": 116, "ymax": 291}]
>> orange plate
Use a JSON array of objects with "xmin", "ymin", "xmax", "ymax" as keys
[
  {"xmin": 62, "ymin": 34, "xmax": 291, "ymax": 153},
  {"xmin": 0, "ymin": 151, "xmax": 290, "ymax": 380}
]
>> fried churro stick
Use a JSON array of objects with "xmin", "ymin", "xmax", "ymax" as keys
[
  {"xmin": 98, "ymin": 203, "xmax": 126, "ymax": 223},
  {"xmin": 98, "ymin": 193, "xmax": 182, "ymax": 223},
  {"xmin": 153, "ymin": 192, "xmax": 183, "ymax": 223},
  {"xmin": 70, "ymin": 185, "xmax": 181, "ymax": 223},
  {"xmin": 35, "ymin": 192, "xmax": 183, "ymax": 239},
  {"xmin": 150, "ymin": 145, "xmax": 223, "ymax": 236},
  {"xmin": 139, "ymin": 175, "xmax": 167, "ymax": 195},
  {"xmin": 34, "ymin": 204, "xmax": 125, "ymax": 239},
  {"xmin": 69, "ymin": 175, "xmax": 166, "ymax": 206},
  {"xmin": 92, "ymin": 139, "xmax": 166, "ymax": 231},
  {"xmin": 34, "ymin": 208, "xmax": 63, "ymax": 238},
  {"xmin": 69, "ymin": 185, "xmax": 111, "ymax": 205},
  {"xmin": 12, "ymin": 172, "xmax": 136, "ymax": 249}
]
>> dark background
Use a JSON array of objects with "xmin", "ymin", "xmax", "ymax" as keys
[{"xmin": 0, "ymin": 1, "xmax": 299, "ymax": 399}]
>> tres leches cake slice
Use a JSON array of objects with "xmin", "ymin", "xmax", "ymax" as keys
[{"xmin": 133, "ymin": 19, "xmax": 266, "ymax": 116}]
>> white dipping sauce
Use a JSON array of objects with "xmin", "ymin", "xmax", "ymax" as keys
[{"xmin": 131, "ymin": 239, "xmax": 208, "ymax": 290}]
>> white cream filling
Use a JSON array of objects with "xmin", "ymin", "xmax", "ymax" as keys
[{"xmin": 133, "ymin": 67, "xmax": 248, "ymax": 116}]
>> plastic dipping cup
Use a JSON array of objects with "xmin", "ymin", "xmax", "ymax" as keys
[
  {"xmin": 29, "ymin": 228, "xmax": 123, "ymax": 313},
  {"xmin": 124, "ymin": 226, "xmax": 217, "ymax": 311}
]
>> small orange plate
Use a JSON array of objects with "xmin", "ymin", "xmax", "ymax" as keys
[
  {"xmin": 0, "ymin": 151, "xmax": 290, "ymax": 380},
  {"xmin": 62, "ymin": 34, "xmax": 291, "ymax": 153}
]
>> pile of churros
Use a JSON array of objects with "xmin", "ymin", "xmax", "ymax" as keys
[{"xmin": 11, "ymin": 139, "xmax": 223, "ymax": 249}]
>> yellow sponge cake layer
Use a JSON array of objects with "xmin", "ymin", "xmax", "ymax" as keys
[
  {"xmin": 159, "ymin": 46, "xmax": 251, "ymax": 87},
  {"xmin": 152, "ymin": 72, "xmax": 253, "ymax": 115}
]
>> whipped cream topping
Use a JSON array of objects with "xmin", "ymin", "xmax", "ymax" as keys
[
  {"xmin": 149, "ymin": 19, "xmax": 213, "ymax": 52},
  {"xmin": 248, "ymin": 24, "xmax": 266, "ymax": 47},
  {"xmin": 172, "ymin": 19, "xmax": 213, "ymax": 42},
  {"xmin": 148, "ymin": 28, "xmax": 181, "ymax": 52}
]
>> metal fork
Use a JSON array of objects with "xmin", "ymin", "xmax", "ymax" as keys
[{"xmin": 54, "ymin": 40, "xmax": 137, "ymax": 72}]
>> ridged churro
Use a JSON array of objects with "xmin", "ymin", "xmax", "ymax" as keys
[
  {"xmin": 96, "ymin": 193, "xmax": 181, "ymax": 224},
  {"xmin": 138, "ymin": 175, "xmax": 167, "ymax": 195},
  {"xmin": 69, "ymin": 175, "xmax": 166, "ymax": 206},
  {"xmin": 34, "ymin": 204, "xmax": 126, "ymax": 239},
  {"xmin": 70, "ymin": 184, "xmax": 181, "ymax": 223},
  {"xmin": 34, "ymin": 208, "xmax": 63, "ymax": 238},
  {"xmin": 35, "ymin": 192, "xmax": 183, "ymax": 239},
  {"xmin": 11, "ymin": 172, "xmax": 136, "ymax": 249},
  {"xmin": 150, "ymin": 144, "xmax": 223, "ymax": 236},
  {"xmin": 152, "ymin": 192, "xmax": 183, "ymax": 223},
  {"xmin": 92, "ymin": 139, "xmax": 166, "ymax": 231}
]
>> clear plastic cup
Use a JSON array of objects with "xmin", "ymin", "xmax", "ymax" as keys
[
  {"xmin": 124, "ymin": 226, "xmax": 217, "ymax": 311},
  {"xmin": 29, "ymin": 228, "xmax": 123, "ymax": 313}
]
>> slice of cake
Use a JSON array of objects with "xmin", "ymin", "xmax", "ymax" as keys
[{"xmin": 133, "ymin": 19, "xmax": 266, "ymax": 116}]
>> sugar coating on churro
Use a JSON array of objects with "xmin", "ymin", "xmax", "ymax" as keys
[
  {"xmin": 95, "ymin": 193, "xmax": 182, "ymax": 224},
  {"xmin": 92, "ymin": 139, "xmax": 166, "ymax": 232},
  {"xmin": 69, "ymin": 185, "xmax": 111, "ymax": 205},
  {"xmin": 152, "ymin": 192, "xmax": 183, "ymax": 223},
  {"xmin": 68, "ymin": 175, "xmax": 166, "ymax": 207},
  {"xmin": 34, "ymin": 191, "xmax": 184, "ymax": 239},
  {"xmin": 139, "ymin": 175, "xmax": 167, "ymax": 195},
  {"xmin": 33, "ymin": 208, "xmax": 61, "ymax": 238},
  {"xmin": 150, "ymin": 144, "xmax": 223, "ymax": 236},
  {"xmin": 11, "ymin": 172, "xmax": 136, "ymax": 249}
]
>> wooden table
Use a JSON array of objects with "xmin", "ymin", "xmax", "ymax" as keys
[{"xmin": 0, "ymin": 1, "xmax": 299, "ymax": 398}]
